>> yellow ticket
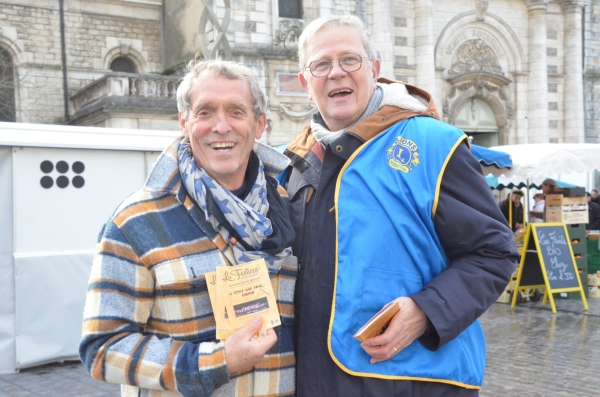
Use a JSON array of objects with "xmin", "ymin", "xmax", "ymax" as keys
[{"xmin": 215, "ymin": 259, "xmax": 281, "ymax": 335}]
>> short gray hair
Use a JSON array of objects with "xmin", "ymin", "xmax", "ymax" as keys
[
  {"xmin": 176, "ymin": 59, "xmax": 267, "ymax": 121},
  {"xmin": 298, "ymin": 15, "xmax": 378, "ymax": 72}
]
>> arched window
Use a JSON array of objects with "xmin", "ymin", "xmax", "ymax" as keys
[
  {"xmin": 279, "ymin": 0, "xmax": 302, "ymax": 19},
  {"xmin": 0, "ymin": 47, "xmax": 16, "ymax": 122},
  {"xmin": 109, "ymin": 56, "xmax": 137, "ymax": 73}
]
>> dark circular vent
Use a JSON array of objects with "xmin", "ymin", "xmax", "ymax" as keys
[{"xmin": 40, "ymin": 176, "xmax": 53, "ymax": 189}]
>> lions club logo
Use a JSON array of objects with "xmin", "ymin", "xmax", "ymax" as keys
[{"xmin": 387, "ymin": 137, "xmax": 419, "ymax": 173}]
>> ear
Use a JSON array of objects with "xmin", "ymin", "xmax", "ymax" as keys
[
  {"xmin": 371, "ymin": 58, "xmax": 381, "ymax": 83},
  {"xmin": 178, "ymin": 112, "xmax": 189, "ymax": 138},
  {"xmin": 255, "ymin": 113, "xmax": 267, "ymax": 140},
  {"xmin": 298, "ymin": 72, "xmax": 313, "ymax": 101}
]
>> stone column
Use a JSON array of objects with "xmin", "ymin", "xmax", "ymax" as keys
[
  {"xmin": 511, "ymin": 72, "xmax": 530, "ymax": 145},
  {"xmin": 526, "ymin": 0, "xmax": 549, "ymax": 143},
  {"xmin": 371, "ymin": 0, "xmax": 394, "ymax": 79},
  {"xmin": 414, "ymin": 0, "xmax": 435, "ymax": 94},
  {"xmin": 562, "ymin": 1, "xmax": 589, "ymax": 143}
]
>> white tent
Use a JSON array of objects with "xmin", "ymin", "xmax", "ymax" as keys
[
  {"xmin": 0, "ymin": 122, "xmax": 179, "ymax": 374},
  {"xmin": 483, "ymin": 143, "xmax": 600, "ymax": 179},
  {"xmin": 481, "ymin": 143, "xmax": 600, "ymax": 223}
]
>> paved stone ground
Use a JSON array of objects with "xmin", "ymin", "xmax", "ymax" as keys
[
  {"xmin": 1, "ymin": 297, "xmax": 599, "ymax": 396},
  {"xmin": 0, "ymin": 361, "xmax": 119, "ymax": 396},
  {"xmin": 481, "ymin": 296, "xmax": 600, "ymax": 397}
]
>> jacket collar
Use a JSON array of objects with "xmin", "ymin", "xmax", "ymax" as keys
[{"xmin": 143, "ymin": 136, "xmax": 186, "ymax": 202}]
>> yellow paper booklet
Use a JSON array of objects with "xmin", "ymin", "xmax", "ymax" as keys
[
  {"xmin": 215, "ymin": 259, "xmax": 281, "ymax": 337},
  {"xmin": 353, "ymin": 301, "xmax": 400, "ymax": 343},
  {"xmin": 205, "ymin": 271, "xmax": 236, "ymax": 340}
]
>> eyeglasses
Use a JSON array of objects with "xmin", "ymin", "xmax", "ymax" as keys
[{"xmin": 305, "ymin": 54, "xmax": 370, "ymax": 78}]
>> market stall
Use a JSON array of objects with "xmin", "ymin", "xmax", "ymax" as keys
[{"xmin": 482, "ymin": 143, "xmax": 600, "ymax": 305}]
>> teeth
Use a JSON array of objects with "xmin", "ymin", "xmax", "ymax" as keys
[
  {"xmin": 211, "ymin": 142, "xmax": 235, "ymax": 150},
  {"xmin": 330, "ymin": 89, "xmax": 352, "ymax": 96}
]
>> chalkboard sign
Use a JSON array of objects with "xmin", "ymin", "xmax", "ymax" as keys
[
  {"xmin": 512, "ymin": 223, "xmax": 588, "ymax": 313},
  {"xmin": 535, "ymin": 225, "xmax": 579, "ymax": 290}
]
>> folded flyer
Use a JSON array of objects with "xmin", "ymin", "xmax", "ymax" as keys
[{"xmin": 213, "ymin": 258, "xmax": 280, "ymax": 338}]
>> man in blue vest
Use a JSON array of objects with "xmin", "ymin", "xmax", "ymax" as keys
[{"xmin": 283, "ymin": 15, "xmax": 519, "ymax": 396}]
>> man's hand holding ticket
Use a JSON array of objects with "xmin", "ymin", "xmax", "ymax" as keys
[{"xmin": 210, "ymin": 259, "xmax": 280, "ymax": 339}]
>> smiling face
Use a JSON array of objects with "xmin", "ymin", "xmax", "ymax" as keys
[
  {"xmin": 298, "ymin": 25, "xmax": 380, "ymax": 131},
  {"xmin": 179, "ymin": 71, "xmax": 265, "ymax": 190}
]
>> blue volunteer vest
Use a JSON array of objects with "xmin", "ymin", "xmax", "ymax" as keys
[{"xmin": 329, "ymin": 116, "xmax": 485, "ymax": 389}]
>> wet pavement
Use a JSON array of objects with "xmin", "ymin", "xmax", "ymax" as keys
[
  {"xmin": 481, "ymin": 297, "xmax": 599, "ymax": 397},
  {"xmin": 1, "ymin": 297, "xmax": 599, "ymax": 396}
]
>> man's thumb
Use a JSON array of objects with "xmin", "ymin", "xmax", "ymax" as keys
[{"xmin": 244, "ymin": 316, "xmax": 263, "ymax": 335}]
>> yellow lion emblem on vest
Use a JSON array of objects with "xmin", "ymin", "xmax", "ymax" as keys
[{"xmin": 387, "ymin": 137, "xmax": 419, "ymax": 173}]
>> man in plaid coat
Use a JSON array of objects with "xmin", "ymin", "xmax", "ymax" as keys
[{"xmin": 79, "ymin": 59, "xmax": 297, "ymax": 397}]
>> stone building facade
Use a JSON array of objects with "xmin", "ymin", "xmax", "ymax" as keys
[{"xmin": 0, "ymin": 0, "xmax": 599, "ymax": 146}]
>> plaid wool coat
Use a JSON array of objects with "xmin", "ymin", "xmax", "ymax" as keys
[{"xmin": 79, "ymin": 138, "xmax": 297, "ymax": 397}]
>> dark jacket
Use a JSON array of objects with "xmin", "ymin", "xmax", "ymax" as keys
[
  {"xmin": 284, "ymin": 79, "xmax": 518, "ymax": 397},
  {"xmin": 587, "ymin": 201, "xmax": 600, "ymax": 230},
  {"xmin": 499, "ymin": 197, "xmax": 525, "ymax": 232}
]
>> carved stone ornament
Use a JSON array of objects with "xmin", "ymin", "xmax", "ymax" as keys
[
  {"xmin": 475, "ymin": 0, "xmax": 489, "ymax": 21},
  {"xmin": 449, "ymin": 38, "xmax": 503, "ymax": 75},
  {"xmin": 444, "ymin": 78, "xmax": 513, "ymax": 119},
  {"xmin": 277, "ymin": 102, "xmax": 316, "ymax": 122},
  {"xmin": 198, "ymin": 0, "xmax": 232, "ymax": 60},
  {"xmin": 506, "ymin": 107, "xmax": 513, "ymax": 119},
  {"xmin": 275, "ymin": 19, "xmax": 304, "ymax": 51},
  {"xmin": 118, "ymin": 39, "xmax": 131, "ymax": 55},
  {"xmin": 448, "ymin": 78, "xmax": 502, "ymax": 98}
]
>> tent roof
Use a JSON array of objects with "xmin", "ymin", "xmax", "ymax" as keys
[
  {"xmin": 485, "ymin": 175, "xmax": 579, "ymax": 191},
  {"xmin": 0, "ymin": 121, "xmax": 180, "ymax": 151},
  {"xmin": 484, "ymin": 143, "xmax": 600, "ymax": 178},
  {"xmin": 470, "ymin": 144, "xmax": 512, "ymax": 170}
]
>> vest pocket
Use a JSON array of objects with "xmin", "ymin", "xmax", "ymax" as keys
[{"xmin": 358, "ymin": 268, "xmax": 422, "ymax": 327}]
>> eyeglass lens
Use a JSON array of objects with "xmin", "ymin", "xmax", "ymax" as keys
[{"xmin": 309, "ymin": 54, "xmax": 365, "ymax": 77}]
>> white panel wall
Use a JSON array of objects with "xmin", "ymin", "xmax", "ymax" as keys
[
  {"xmin": 14, "ymin": 253, "xmax": 93, "ymax": 369},
  {"xmin": 0, "ymin": 147, "xmax": 16, "ymax": 374},
  {"xmin": 12, "ymin": 147, "xmax": 147, "ymax": 253},
  {"xmin": 1, "ymin": 142, "xmax": 160, "ymax": 373}
]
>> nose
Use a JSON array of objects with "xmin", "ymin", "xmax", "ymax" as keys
[
  {"xmin": 212, "ymin": 112, "xmax": 231, "ymax": 134},
  {"xmin": 328, "ymin": 60, "xmax": 347, "ymax": 78}
]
